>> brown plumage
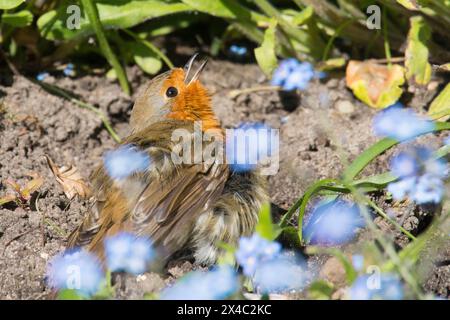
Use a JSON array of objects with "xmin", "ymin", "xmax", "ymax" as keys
[{"xmin": 68, "ymin": 55, "xmax": 268, "ymax": 265}]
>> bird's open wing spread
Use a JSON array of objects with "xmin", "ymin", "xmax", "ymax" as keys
[{"xmin": 67, "ymin": 120, "xmax": 228, "ymax": 260}]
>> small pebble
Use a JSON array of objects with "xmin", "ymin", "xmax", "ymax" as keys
[{"xmin": 336, "ymin": 100, "xmax": 355, "ymax": 114}]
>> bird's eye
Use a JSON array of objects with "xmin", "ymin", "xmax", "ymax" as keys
[{"xmin": 166, "ymin": 87, "xmax": 178, "ymax": 98}]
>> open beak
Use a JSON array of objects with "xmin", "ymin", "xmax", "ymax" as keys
[{"xmin": 184, "ymin": 53, "xmax": 208, "ymax": 85}]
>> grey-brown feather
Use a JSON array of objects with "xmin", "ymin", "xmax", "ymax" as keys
[{"xmin": 68, "ymin": 119, "xmax": 268, "ymax": 265}]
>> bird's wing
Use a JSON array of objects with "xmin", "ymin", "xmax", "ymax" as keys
[
  {"xmin": 67, "ymin": 119, "xmax": 228, "ymax": 260},
  {"xmin": 130, "ymin": 160, "xmax": 228, "ymax": 257}
]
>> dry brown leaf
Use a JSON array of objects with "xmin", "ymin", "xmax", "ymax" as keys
[
  {"xmin": 21, "ymin": 174, "xmax": 44, "ymax": 200},
  {"xmin": 345, "ymin": 60, "xmax": 405, "ymax": 108},
  {"xmin": 45, "ymin": 155, "xmax": 92, "ymax": 200}
]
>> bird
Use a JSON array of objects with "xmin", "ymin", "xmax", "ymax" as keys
[{"xmin": 67, "ymin": 54, "xmax": 269, "ymax": 266}]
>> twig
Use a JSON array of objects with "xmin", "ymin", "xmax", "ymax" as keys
[
  {"xmin": 3, "ymin": 228, "xmax": 36, "ymax": 251},
  {"xmin": 228, "ymin": 85, "xmax": 282, "ymax": 99}
]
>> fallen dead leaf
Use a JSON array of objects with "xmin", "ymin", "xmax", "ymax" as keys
[
  {"xmin": 45, "ymin": 155, "xmax": 92, "ymax": 200},
  {"xmin": 346, "ymin": 60, "xmax": 404, "ymax": 108}
]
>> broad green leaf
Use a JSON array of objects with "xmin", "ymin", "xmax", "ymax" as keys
[
  {"xmin": 37, "ymin": 0, "xmax": 191, "ymax": 40},
  {"xmin": 0, "ymin": 0, "xmax": 24, "ymax": 10},
  {"xmin": 255, "ymin": 202, "xmax": 281, "ymax": 241},
  {"xmin": 346, "ymin": 60, "xmax": 405, "ymax": 109},
  {"xmin": 428, "ymin": 83, "xmax": 450, "ymax": 120},
  {"xmin": 254, "ymin": 19, "xmax": 277, "ymax": 77},
  {"xmin": 405, "ymin": 16, "xmax": 432, "ymax": 85},
  {"xmin": 2, "ymin": 10, "xmax": 33, "ymax": 27},
  {"xmin": 308, "ymin": 280, "xmax": 334, "ymax": 300},
  {"xmin": 130, "ymin": 41, "xmax": 163, "ymax": 75},
  {"xmin": 181, "ymin": 0, "xmax": 267, "ymax": 23},
  {"xmin": 396, "ymin": 0, "xmax": 420, "ymax": 10},
  {"xmin": 292, "ymin": 6, "xmax": 314, "ymax": 26}
]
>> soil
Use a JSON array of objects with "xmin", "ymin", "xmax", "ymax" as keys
[{"xmin": 0, "ymin": 45, "xmax": 448, "ymax": 299}]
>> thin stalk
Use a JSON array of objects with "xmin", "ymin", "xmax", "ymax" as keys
[
  {"xmin": 81, "ymin": 0, "xmax": 130, "ymax": 95},
  {"xmin": 123, "ymin": 29, "xmax": 174, "ymax": 69},
  {"xmin": 366, "ymin": 198, "xmax": 416, "ymax": 241},
  {"xmin": 36, "ymin": 81, "xmax": 121, "ymax": 143},
  {"xmin": 382, "ymin": 5, "xmax": 392, "ymax": 67}
]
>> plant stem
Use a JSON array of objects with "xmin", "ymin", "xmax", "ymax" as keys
[
  {"xmin": 365, "ymin": 198, "xmax": 416, "ymax": 240},
  {"xmin": 81, "ymin": 0, "xmax": 130, "ymax": 95},
  {"xmin": 382, "ymin": 5, "xmax": 392, "ymax": 67},
  {"xmin": 36, "ymin": 81, "xmax": 121, "ymax": 143},
  {"xmin": 123, "ymin": 29, "xmax": 174, "ymax": 69}
]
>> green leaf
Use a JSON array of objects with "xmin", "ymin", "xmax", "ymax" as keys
[
  {"xmin": 181, "ymin": 0, "xmax": 267, "ymax": 23},
  {"xmin": 428, "ymin": 83, "xmax": 450, "ymax": 120},
  {"xmin": 80, "ymin": 0, "xmax": 130, "ymax": 95},
  {"xmin": 292, "ymin": 6, "xmax": 314, "ymax": 26},
  {"xmin": 2, "ymin": 10, "xmax": 33, "ymax": 27},
  {"xmin": 254, "ymin": 19, "xmax": 277, "ymax": 77},
  {"xmin": 255, "ymin": 202, "xmax": 281, "ymax": 241},
  {"xmin": 405, "ymin": 16, "xmax": 432, "ymax": 85},
  {"xmin": 37, "ymin": 0, "xmax": 191, "ymax": 40},
  {"xmin": 308, "ymin": 280, "xmax": 334, "ymax": 300},
  {"xmin": 57, "ymin": 289, "xmax": 84, "ymax": 300},
  {"xmin": 0, "ymin": 0, "xmax": 24, "ymax": 10},
  {"xmin": 130, "ymin": 41, "xmax": 163, "ymax": 75}
]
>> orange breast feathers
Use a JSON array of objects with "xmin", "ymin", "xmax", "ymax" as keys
[{"xmin": 161, "ymin": 69, "xmax": 220, "ymax": 132}]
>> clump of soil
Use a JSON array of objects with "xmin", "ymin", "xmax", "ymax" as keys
[{"xmin": 0, "ymin": 47, "xmax": 448, "ymax": 299}]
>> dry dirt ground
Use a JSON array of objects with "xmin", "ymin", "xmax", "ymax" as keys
[{"xmin": 0, "ymin": 48, "xmax": 448, "ymax": 299}]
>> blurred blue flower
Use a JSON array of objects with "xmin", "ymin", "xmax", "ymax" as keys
[
  {"xmin": 103, "ymin": 144, "xmax": 151, "ymax": 180},
  {"xmin": 63, "ymin": 63, "xmax": 75, "ymax": 77},
  {"xmin": 253, "ymin": 255, "xmax": 307, "ymax": 293},
  {"xmin": 302, "ymin": 200, "xmax": 366, "ymax": 246},
  {"xmin": 412, "ymin": 174, "xmax": 444, "ymax": 204},
  {"xmin": 104, "ymin": 232, "xmax": 154, "ymax": 275},
  {"xmin": 387, "ymin": 147, "xmax": 448, "ymax": 204},
  {"xmin": 161, "ymin": 266, "xmax": 238, "ymax": 300},
  {"xmin": 349, "ymin": 274, "xmax": 404, "ymax": 300},
  {"xmin": 387, "ymin": 176, "xmax": 417, "ymax": 200},
  {"xmin": 226, "ymin": 123, "xmax": 279, "ymax": 173},
  {"xmin": 36, "ymin": 72, "xmax": 49, "ymax": 81},
  {"xmin": 271, "ymin": 59, "xmax": 324, "ymax": 91},
  {"xmin": 390, "ymin": 153, "xmax": 419, "ymax": 178},
  {"xmin": 352, "ymin": 254, "xmax": 364, "ymax": 272},
  {"xmin": 229, "ymin": 44, "xmax": 248, "ymax": 57},
  {"xmin": 235, "ymin": 233, "xmax": 281, "ymax": 276},
  {"xmin": 46, "ymin": 249, "xmax": 104, "ymax": 297},
  {"xmin": 445, "ymin": 136, "xmax": 450, "ymax": 146},
  {"xmin": 373, "ymin": 104, "xmax": 434, "ymax": 141}
]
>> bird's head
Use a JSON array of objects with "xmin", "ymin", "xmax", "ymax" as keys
[{"xmin": 130, "ymin": 54, "xmax": 220, "ymax": 133}]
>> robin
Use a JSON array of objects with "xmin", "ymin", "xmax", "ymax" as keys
[{"xmin": 68, "ymin": 54, "xmax": 268, "ymax": 266}]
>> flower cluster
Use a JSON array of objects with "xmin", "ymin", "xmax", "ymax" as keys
[
  {"xmin": 373, "ymin": 103, "xmax": 434, "ymax": 141},
  {"xmin": 103, "ymin": 144, "xmax": 151, "ymax": 180},
  {"xmin": 349, "ymin": 274, "xmax": 404, "ymax": 300},
  {"xmin": 235, "ymin": 233, "xmax": 281, "ymax": 276},
  {"xmin": 226, "ymin": 122, "xmax": 278, "ymax": 173},
  {"xmin": 46, "ymin": 249, "xmax": 104, "ymax": 297},
  {"xmin": 104, "ymin": 232, "xmax": 155, "ymax": 275},
  {"xmin": 387, "ymin": 147, "xmax": 448, "ymax": 204},
  {"xmin": 252, "ymin": 255, "xmax": 307, "ymax": 294},
  {"xmin": 271, "ymin": 58, "xmax": 324, "ymax": 91},
  {"xmin": 302, "ymin": 199, "xmax": 366, "ymax": 246},
  {"xmin": 161, "ymin": 266, "xmax": 238, "ymax": 300}
]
